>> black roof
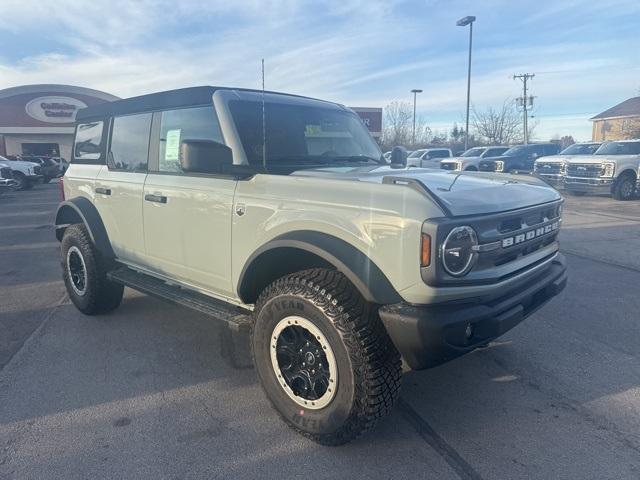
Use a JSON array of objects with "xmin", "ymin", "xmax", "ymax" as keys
[
  {"xmin": 591, "ymin": 97, "xmax": 640, "ymax": 120},
  {"xmin": 75, "ymin": 86, "xmax": 341, "ymax": 121}
]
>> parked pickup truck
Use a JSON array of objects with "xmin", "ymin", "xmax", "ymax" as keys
[
  {"xmin": 405, "ymin": 147, "xmax": 452, "ymax": 168},
  {"xmin": 0, "ymin": 155, "xmax": 42, "ymax": 190},
  {"xmin": 440, "ymin": 145, "xmax": 510, "ymax": 172},
  {"xmin": 0, "ymin": 161, "xmax": 18, "ymax": 193},
  {"xmin": 533, "ymin": 142, "xmax": 601, "ymax": 187},
  {"xmin": 563, "ymin": 140, "xmax": 640, "ymax": 200},
  {"xmin": 56, "ymin": 86, "xmax": 567, "ymax": 445},
  {"xmin": 478, "ymin": 143, "xmax": 561, "ymax": 174}
]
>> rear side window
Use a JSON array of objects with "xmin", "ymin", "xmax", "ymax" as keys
[
  {"xmin": 430, "ymin": 150, "xmax": 450, "ymax": 158},
  {"xmin": 158, "ymin": 106, "xmax": 224, "ymax": 173},
  {"xmin": 484, "ymin": 147, "xmax": 508, "ymax": 157},
  {"xmin": 108, "ymin": 113, "xmax": 152, "ymax": 171},
  {"xmin": 74, "ymin": 121, "xmax": 104, "ymax": 161}
]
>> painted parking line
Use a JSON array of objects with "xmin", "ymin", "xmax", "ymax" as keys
[{"xmin": 0, "ymin": 242, "xmax": 58, "ymax": 252}]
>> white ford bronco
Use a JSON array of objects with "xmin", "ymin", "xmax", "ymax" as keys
[{"xmin": 56, "ymin": 87, "xmax": 567, "ymax": 445}]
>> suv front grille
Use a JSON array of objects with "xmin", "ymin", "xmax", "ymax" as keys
[
  {"xmin": 566, "ymin": 163, "xmax": 600, "ymax": 178},
  {"xmin": 0, "ymin": 167, "xmax": 12, "ymax": 179},
  {"xmin": 536, "ymin": 163, "xmax": 562, "ymax": 175}
]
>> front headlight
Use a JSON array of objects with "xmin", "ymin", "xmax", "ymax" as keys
[
  {"xmin": 495, "ymin": 161, "xmax": 504, "ymax": 172},
  {"xmin": 28, "ymin": 167, "xmax": 33, "ymax": 174},
  {"xmin": 560, "ymin": 162, "xmax": 567, "ymax": 175},
  {"xmin": 600, "ymin": 162, "xmax": 615, "ymax": 177},
  {"xmin": 441, "ymin": 226, "xmax": 478, "ymax": 277},
  {"xmin": 456, "ymin": 161, "xmax": 463, "ymax": 171}
]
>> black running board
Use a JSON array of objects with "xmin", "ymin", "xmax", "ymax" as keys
[{"xmin": 107, "ymin": 266, "xmax": 252, "ymax": 333}]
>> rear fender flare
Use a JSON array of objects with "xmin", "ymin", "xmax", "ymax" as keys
[{"xmin": 55, "ymin": 197, "xmax": 115, "ymax": 260}]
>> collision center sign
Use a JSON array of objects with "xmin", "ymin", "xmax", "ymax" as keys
[{"xmin": 25, "ymin": 96, "xmax": 88, "ymax": 124}]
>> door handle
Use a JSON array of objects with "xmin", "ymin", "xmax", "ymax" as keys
[
  {"xmin": 145, "ymin": 193, "xmax": 167, "ymax": 204},
  {"xmin": 95, "ymin": 187, "xmax": 111, "ymax": 195}
]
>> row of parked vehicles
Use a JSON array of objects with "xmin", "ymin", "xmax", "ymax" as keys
[
  {"xmin": 0, "ymin": 154, "xmax": 68, "ymax": 194},
  {"xmin": 386, "ymin": 140, "xmax": 640, "ymax": 201}
]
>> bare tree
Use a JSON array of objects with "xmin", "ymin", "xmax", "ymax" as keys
[
  {"xmin": 471, "ymin": 99, "xmax": 524, "ymax": 145},
  {"xmin": 382, "ymin": 101, "xmax": 413, "ymax": 147}
]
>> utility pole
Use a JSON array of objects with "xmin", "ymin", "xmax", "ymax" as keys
[
  {"xmin": 513, "ymin": 73, "xmax": 535, "ymax": 144},
  {"xmin": 411, "ymin": 89, "xmax": 422, "ymax": 145},
  {"xmin": 457, "ymin": 15, "xmax": 476, "ymax": 151}
]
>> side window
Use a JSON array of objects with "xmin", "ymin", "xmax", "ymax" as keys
[
  {"xmin": 531, "ymin": 145, "xmax": 545, "ymax": 156},
  {"xmin": 158, "ymin": 106, "xmax": 224, "ymax": 173},
  {"xmin": 74, "ymin": 121, "xmax": 104, "ymax": 161},
  {"xmin": 431, "ymin": 150, "xmax": 449, "ymax": 158},
  {"xmin": 543, "ymin": 144, "xmax": 559, "ymax": 156},
  {"xmin": 108, "ymin": 113, "xmax": 152, "ymax": 171}
]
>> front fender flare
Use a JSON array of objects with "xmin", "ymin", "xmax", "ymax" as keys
[
  {"xmin": 238, "ymin": 231, "xmax": 402, "ymax": 305},
  {"xmin": 55, "ymin": 197, "xmax": 115, "ymax": 260}
]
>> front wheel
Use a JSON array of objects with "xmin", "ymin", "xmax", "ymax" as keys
[
  {"xmin": 612, "ymin": 173, "xmax": 636, "ymax": 201},
  {"xmin": 252, "ymin": 269, "xmax": 402, "ymax": 446},
  {"xmin": 13, "ymin": 172, "xmax": 28, "ymax": 191},
  {"xmin": 61, "ymin": 224, "xmax": 124, "ymax": 315}
]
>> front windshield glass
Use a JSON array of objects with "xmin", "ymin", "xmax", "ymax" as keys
[
  {"xmin": 461, "ymin": 147, "xmax": 486, "ymax": 157},
  {"xmin": 229, "ymin": 100, "xmax": 382, "ymax": 172},
  {"xmin": 502, "ymin": 145, "xmax": 527, "ymax": 156},
  {"xmin": 408, "ymin": 149, "xmax": 426, "ymax": 158},
  {"xmin": 560, "ymin": 143, "xmax": 600, "ymax": 155},
  {"xmin": 595, "ymin": 141, "xmax": 640, "ymax": 155}
]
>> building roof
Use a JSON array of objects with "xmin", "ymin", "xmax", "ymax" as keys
[
  {"xmin": 591, "ymin": 96, "xmax": 640, "ymax": 120},
  {"xmin": 0, "ymin": 84, "xmax": 119, "ymax": 102}
]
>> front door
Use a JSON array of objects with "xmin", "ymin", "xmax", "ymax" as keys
[
  {"xmin": 94, "ymin": 112, "xmax": 152, "ymax": 264},
  {"xmin": 142, "ymin": 105, "xmax": 236, "ymax": 298}
]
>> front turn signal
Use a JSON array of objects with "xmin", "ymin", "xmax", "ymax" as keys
[{"xmin": 421, "ymin": 233, "xmax": 431, "ymax": 267}]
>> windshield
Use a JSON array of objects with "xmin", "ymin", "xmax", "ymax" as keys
[
  {"xmin": 229, "ymin": 100, "xmax": 382, "ymax": 172},
  {"xmin": 502, "ymin": 145, "xmax": 527, "ymax": 156},
  {"xmin": 408, "ymin": 149, "xmax": 426, "ymax": 158},
  {"xmin": 560, "ymin": 143, "xmax": 600, "ymax": 155},
  {"xmin": 461, "ymin": 147, "xmax": 486, "ymax": 157},
  {"xmin": 595, "ymin": 141, "xmax": 640, "ymax": 155}
]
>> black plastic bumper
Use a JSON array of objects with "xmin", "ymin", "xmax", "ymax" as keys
[{"xmin": 379, "ymin": 254, "xmax": 567, "ymax": 370}]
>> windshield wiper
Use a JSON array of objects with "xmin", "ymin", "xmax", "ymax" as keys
[{"xmin": 329, "ymin": 155, "xmax": 386, "ymax": 165}]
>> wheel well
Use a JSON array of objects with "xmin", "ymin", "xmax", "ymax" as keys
[
  {"xmin": 238, "ymin": 247, "xmax": 333, "ymax": 304},
  {"xmin": 617, "ymin": 169, "xmax": 637, "ymax": 180},
  {"xmin": 55, "ymin": 205, "xmax": 83, "ymax": 241}
]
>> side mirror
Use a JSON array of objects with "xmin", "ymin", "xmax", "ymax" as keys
[
  {"xmin": 531, "ymin": 152, "xmax": 539, "ymax": 159},
  {"xmin": 180, "ymin": 139, "xmax": 233, "ymax": 174},
  {"xmin": 390, "ymin": 146, "xmax": 407, "ymax": 168}
]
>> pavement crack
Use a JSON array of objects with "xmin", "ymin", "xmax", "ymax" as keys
[{"xmin": 397, "ymin": 398, "xmax": 485, "ymax": 480}]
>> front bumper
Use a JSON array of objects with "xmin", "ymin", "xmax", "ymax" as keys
[
  {"xmin": 535, "ymin": 173, "xmax": 563, "ymax": 187},
  {"xmin": 379, "ymin": 254, "xmax": 567, "ymax": 370},
  {"xmin": 563, "ymin": 176, "xmax": 613, "ymax": 193}
]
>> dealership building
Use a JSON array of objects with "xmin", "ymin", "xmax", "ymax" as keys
[{"xmin": 0, "ymin": 84, "xmax": 119, "ymax": 160}]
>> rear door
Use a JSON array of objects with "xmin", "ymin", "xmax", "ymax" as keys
[
  {"xmin": 142, "ymin": 105, "xmax": 236, "ymax": 297},
  {"xmin": 94, "ymin": 113, "xmax": 151, "ymax": 262}
]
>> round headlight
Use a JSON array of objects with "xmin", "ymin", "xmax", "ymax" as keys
[{"xmin": 441, "ymin": 226, "xmax": 478, "ymax": 276}]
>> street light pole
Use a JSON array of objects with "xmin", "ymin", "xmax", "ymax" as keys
[
  {"xmin": 457, "ymin": 15, "xmax": 476, "ymax": 152},
  {"xmin": 411, "ymin": 89, "xmax": 422, "ymax": 146}
]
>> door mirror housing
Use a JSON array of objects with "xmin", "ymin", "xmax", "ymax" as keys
[
  {"xmin": 390, "ymin": 146, "xmax": 407, "ymax": 168},
  {"xmin": 180, "ymin": 139, "xmax": 233, "ymax": 174}
]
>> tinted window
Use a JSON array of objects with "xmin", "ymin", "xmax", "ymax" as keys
[
  {"xmin": 158, "ymin": 106, "xmax": 224, "ymax": 172},
  {"xmin": 74, "ymin": 121, "xmax": 104, "ymax": 161},
  {"xmin": 532, "ymin": 145, "xmax": 546, "ymax": 155},
  {"xmin": 229, "ymin": 100, "xmax": 381, "ymax": 170},
  {"xmin": 483, "ymin": 147, "xmax": 508, "ymax": 157},
  {"xmin": 543, "ymin": 144, "xmax": 560, "ymax": 155},
  {"xmin": 595, "ymin": 141, "xmax": 640, "ymax": 155},
  {"xmin": 408, "ymin": 149, "xmax": 426, "ymax": 158},
  {"xmin": 461, "ymin": 147, "xmax": 486, "ymax": 157},
  {"xmin": 108, "ymin": 114, "xmax": 152, "ymax": 171},
  {"xmin": 560, "ymin": 143, "xmax": 600, "ymax": 155},
  {"xmin": 434, "ymin": 150, "xmax": 451, "ymax": 158}
]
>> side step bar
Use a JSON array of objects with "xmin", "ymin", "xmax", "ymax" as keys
[{"xmin": 107, "ymin": 266, "xmax": 252, "ymax": 333}]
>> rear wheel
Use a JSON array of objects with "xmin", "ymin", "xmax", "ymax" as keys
[
  {"xmin": 61, "ymin": 224, "xmax": 123, "ymax": 315},
  {"xmin": 612, "ymin": 173, "xmax": 636, "ymax": 201},
  {"xmin": 252, "ymin": 268, "xmax": 402, "ymax": 445}
]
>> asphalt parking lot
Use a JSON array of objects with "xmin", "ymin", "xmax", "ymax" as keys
[{"xmin": 1, "ymin": 182, "xmax": 639, "ymax": 479}]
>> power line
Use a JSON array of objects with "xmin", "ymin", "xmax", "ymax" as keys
[{"xmin": 514, "ymin": 73, "xmax": 535, "ymax": 144}]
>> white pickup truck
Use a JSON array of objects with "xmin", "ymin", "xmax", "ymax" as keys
[{"xmin": 0, "ymin": 155, "xmax": 43, "ymax": 190}]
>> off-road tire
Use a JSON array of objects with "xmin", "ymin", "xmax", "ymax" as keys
[
  {"xmin": 61, "ymin": 224, "xmax": 123, "ymax": 315},
  {"xmin": 612, "ymin": 173, "xmax": 636, "ymax": 201},
  {"xmin": 251, "ymin": 268, "xmax": 402, "ymax": 446}
]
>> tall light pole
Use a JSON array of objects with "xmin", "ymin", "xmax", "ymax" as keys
[
  {"xmin": 456, "ymin": 15, "xmax": 475, "ymax": 151},
  {"xmin": 411, "ymin": 89, "xmax": 422, "ymax": 145}
]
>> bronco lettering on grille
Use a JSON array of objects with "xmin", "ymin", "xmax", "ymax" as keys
[{"xmin": 502, "ymin": 221, "xmax": 559, "ymax": 248}]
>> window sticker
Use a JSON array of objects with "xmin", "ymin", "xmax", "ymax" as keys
[{"xmin": 165, "ymin": 129, "xmax": 181, "ymax": 161}]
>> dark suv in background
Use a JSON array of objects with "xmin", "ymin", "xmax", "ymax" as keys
[{"xmin": 479, "ymin": 143, "xmax": 561, "ymax": 174}]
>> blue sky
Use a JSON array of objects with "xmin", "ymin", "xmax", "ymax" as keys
[{"xmin": 1, "ymin": 0, "xmax": 639, "ymax": 141}]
